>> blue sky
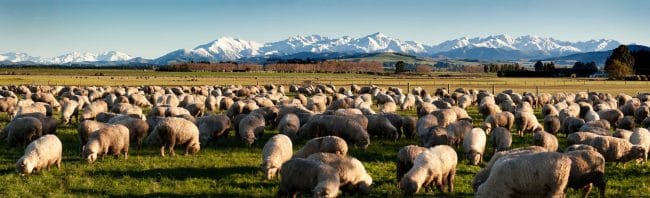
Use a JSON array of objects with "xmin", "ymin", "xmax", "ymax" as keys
[{"xmin": 0, "ymin": 0, "xmax": 648, "ymax": 58}]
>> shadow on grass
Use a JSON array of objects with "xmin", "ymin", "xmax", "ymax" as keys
[
  {"xmin": 92, "ymin": 166, "xmax": 259, "ymax": 180},
  {"xmin": 69, "ymin": 188, "xmax": 250, "ymax": 197}
]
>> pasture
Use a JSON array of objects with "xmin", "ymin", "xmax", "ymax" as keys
[{"xmin": 0, "ymin": 69, "xmax": 649, "ymax": 197}]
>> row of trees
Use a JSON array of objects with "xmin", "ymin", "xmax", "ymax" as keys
[
  {"xmin": 264, "ymin": 61, "xmax": 384, "ymax": 73},
  {"xmin": 534, "ymin": 61, "xmax": 556, "ymax": 71},
  {"xmin": 603, "ymin": 45, "xmax": 650, "ymax": 79},
  {"xmin": 483, "ymin": 63, "xmax": 524, "ymax": 73},
  {"xmin": 164, "ymin": 62, "xmax": 261, "ymax": 72}
]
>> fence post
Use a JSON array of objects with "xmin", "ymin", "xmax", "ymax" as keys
[
  {"xmin": 536, "ymin": 86, "xmax": 539, "ymax": 96},
  {"xmin": 492, "ymin": 84, "xmax": 495, "ymax": 94},
  {"xmin": 447, "ymin": 83, "xmax": 450, "ymax": 92},
  {"xmin": 407, "ymin": 82, "xmax": 411, "ymax": 92}
]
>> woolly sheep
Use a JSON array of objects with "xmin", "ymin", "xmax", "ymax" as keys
[
  {"xmin": 515, "ymin": 112, "xmax": 543, "ymax": 136},
  {"xmin": 307, "ymin": 152, "xmax": 373, "ymax": 195},
  {"xmin": 195, "ymin": 114, "xmax": 231, "ymax": 146},
  {"xmin": 298, "ymin": 115, "xmax": 369, "ymax": 150},
  {"xmin": 402, "ymin": 116, "xmax": 417, "ymax": 139},
  {"xmin": 154, "ymin": 117, "xmax": 200, "ymax": 157},
  {"xmin": 544, "ymin": 115, "xmax": 561, "ymax": 135},
  {"xmin": 481, "ymin": 111, "xmax": 514, "ymax": 135},
  {"xmin": 109, "ymin": 117, "xmax": 149, "ymax": 149},
  {"xmin": 630, "ymin": 128, "xmax": 650, "ymax": 161},
  {"xmin": 261, "ymin": 134, "xmax": 293, "ymax": 180},
  {"xmin": 563, "ymin": 117, "xmax": 586, "ymax": 135},
  {"xmin": 416, "ymin": 114, "xmax": 438, "ymax": 145},
  {"xmin": 542, "ymin": 104, "xmax": 559, "ymax": 117},
  {"xmin": 277, "ymin": 113, "xmax": 300, "ymax": 140},
  {"xmin": 597, "ymin": 109, "xmax": 624, "ymax": 128},
  {"xmin": 564, "ymin": 150, "xmax": 606, "ymax": 198},
  {"xmin": 379, "ymin": 101, "xmax": 397, "ymax": 113},
  {"xmin": 586, "ymin": 135, "xmax": 646, "ymax": 165},
  {"xmin": 238, "ymin": 113, "xmax": 266, "ymax": 146},
  {"xmin": 399, "ymin": 145, "xmax": 457, "ymax": 195},
  {"xmin": 61, "ymin": 99, "xmax": 79, "ymax": 124},
  {"xmin": 422, "ymin": 126, "xmax": 448, "ymax": 147},
  {"xmin": 446, "ymin": 120, "xmax": 472, "ymax": 147},
  {"xmin": 82, "ymin": 124, "xmax": 130, "ymax": 163},
  {"xmin": 293, "ymin": 136, "xmax": 348, "ymax": 159},
  {"xmin": 475, "ymin": 152, "xmax": 572, "ymax": 198},
  {"xmin": 565, "ymin": 144, "xmax": 597, "ymax": 152},
  {"xmin": 366, "ymin": 114, "xmax": 398, "ymax": 140},
  {"xmin": 396, "ymin": 145, "xmax": 428, "ymax": 183},
  {"xmin": 3, "ymin": 117, "xmax": 42, "ymax": 147},
  {"xmin": 278, "ymin": 158, "xmax": 340, "ymax": 198},
  {"xmin": 616, "ymin": 116, "xmax": 635, "ymax": 130},
  {"xmin": 471, "ymin": 146, "xmax": 548, "ymax": 191},
  {"xmin": 463, "ymin": 128, "xmax": 487, "ymax": 165},
  {"xmin": 15, "ymin": 135, "xmax": 62, "ymax": 176},
  {"xmin": 567, "ymin": 132, "xmax": 601, "ymax": 145},
  {"xmin": 533, "ymin": 130, "xmax": 559, "ymax": 152},
  {"xmin": 77, "ymin": 120, "xmax": 111, "ymax": 152},
  {"xmin": 490, "ymin": 127, "xmax": 512, "ymax": 152}
]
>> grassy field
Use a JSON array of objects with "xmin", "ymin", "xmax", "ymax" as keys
[{"xmin": 0, "ymin": 104, "xmax": 648, "ymax": 197}]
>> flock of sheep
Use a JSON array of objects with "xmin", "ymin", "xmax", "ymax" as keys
[{"xmin": 0, "ymin": 83, "xmax": 649, "ymax": 197}]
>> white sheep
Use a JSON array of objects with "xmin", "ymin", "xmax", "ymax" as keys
[
  {"xmin": 533, "ymin": 130, "xmax": 559, "ymax": 152},
  {"xmin": 293, "ymin": 136, "xmax": 348, "ymax": 159},
  {"xmin": 154, "ymin": 117, "xmax": 200, "ymax": 157},
  {"xmin": 278, "ymin": 158, "xmax": 340, "ymax": 198},
  {"xmin": 16, "ymin": 135, "xmax": 62, "ymax": 176},
  {"xmin": 399, "ymin": 145, "xmax": 457, "ymax": 195},
  {"xmin": 630, "ymin": 127, "xmax": 650, "ymax": 161},
  {"xmin": 463, "ymin": 128, "xmax": 487, "ymax": 165},
  {"xmin": 82, "ymin": 124, "xmax": 130, "ymax": 163},
  {"xmin": 307, "ymin": 152, "xmax": 373, "ymax": 195},
  {"xmin": 261, "ymin": 134, "xmax": 293, "ymax": 180}
]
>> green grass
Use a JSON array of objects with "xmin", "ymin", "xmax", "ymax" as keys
[{"xmin": 0, "ymin": 106, "xmax": 648, "ymax": 197}]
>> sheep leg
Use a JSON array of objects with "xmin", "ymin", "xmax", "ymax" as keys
[
  {"xmin": 56, "ymin": 157, "xmax": 61, "ymax": 169},
  {"xmin": 581, "ymin": 183, "xmax": 592, "ymax": 198},
  {"xmin": 447, "ymin": 168, "xmax": 456, "ymax": 193},
  {"xmin": 169, "ymin": 139, "xmax": 177, "ymax": 157},
  {"xmin": 160, "ymin": 145, "xmax": 166, "ymax": 157},
  {"xmin": 123, "ymin": 147, "xmax": 129, "ymax": 160}
]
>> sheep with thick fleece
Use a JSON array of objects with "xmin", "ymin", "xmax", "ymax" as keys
[
  {"xmin": 464, "ymin": 128, "xmax": 487, "ymax": 165},
  {"xmin": 416, "ymin": 114, "xmax": 438, "ymax": 145},
  {"xmin": 154, "ymin": 117, "xmax": 200, "ymax": 157},
  {"xmin": 433, "ymin": 109, "xmax": 457, "ymax": 128},
  {"xmin": 515, "ymin": 111, "xmax": 543, "ymax": 136},
  {"xmin": 563, "ymin": 117, "xmax": 586, "ymax": 135},
  {"xmin": 533, "ymin": 130, "xmax": 559, "ymax": 152},
  {"xmin": 82, "ymin": 125, "xmax": 130, "ymax": 163},
  {"xmin": 402, "ymin": 116, "xmax": 417, "ymax": 139},
  {"xmin": 567, "ymin": 132, "xmax": 601, "ymax": 145},
  {"xmin": 474, "ymin": 152, "xmax": 572, "ymax": 198},
  {"xmin": 630, "ymin": 127, "xmax": 650, "ymax": 161},
  {"xmin": 597, "ymin": 109, "xmax": 624, "ymax": 128},
  {"xmin": 471, "ymin": 146, "xmax": 548, "ymax": 191},
  {"xmin": 195, "ymin": 114, "xmax": 230, "ymax": 145},
  {"xmin": 542, "ymin": 104, "xmax": 559, "ymax": 117},
  {"xmin": 307, "ymin": 152, "xmax": 373, "ymax": 195},
  {"xmin": 481, "ymin": 111, "xmax": 514, "ymax": 135},
  {"xmin": 544, "ymin": 115, "xmax": 561, "ymax": 135},
  {"xmin": 261, "ymin": 134, "xmax": 293, "ymax": 180},
  {"xmin": 616, "ymin": 116, "xmax": 635, "ymax": 130},
  {"xmin": 586, "ymin": 135, "xmax": 646, "ymax": 165},
  {"xmin": 61, "ymin": 99, "xmax": 79, "ymax": 124},
  {"xmin": 399, "ymin": 145, "xmax": 457, "ymax": 195},
  {"xmin": 109, "ymin": 117, "xmax": 149, "ymax": 149},
  {"xmin": 278, "ymin": 158, "xmax": 340, "ymax": 198},
  {"xmin": 293, "ymin": 136, "xmax": 348, "ymax": 159},
  {"xmin": 490, "ymin": 127, "xmax": 512, "ymax": 152},
  {"xmin": 3, "ymin": 117, "xmax": 42, "ymax": 147},
  {"xmin": 366, "ymin": 114, "xmax": 398, "ymax": 140},
  {"xmin": 565, "ymin": 144, "xmax": 597, "ymax": 152},
  {"xmin": 446, "ymin": 120, "xmax": 472, "ymax": 147},
  {"xmin": 277, "ymin": 113, "xmax": 300, "ymax": 140},
  {"xmin": 238, "ymin": 113, "xmax": 266, "ymax": 146},
  {"xmin": 564, "ymin": 150, "xmax": 606, "ymax": 198},
  {"xmin": 15, "ymin": 135, "xmax": 62, "ymax": 176},
  {"xmin": 298, "ymin": 115, "xmax": 369, "ymax": 150},
  {"xmin": 396, "ymin": 145, "xmax": 428, "ymax": 183},
  {"xmin": 77, "ymin": 120, "xmax": 111, "ymax": 152}
]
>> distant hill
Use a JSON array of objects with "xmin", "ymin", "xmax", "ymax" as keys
[{"xmin": 544, "ymin": 44, "xmax": 650, "ymax": 66}]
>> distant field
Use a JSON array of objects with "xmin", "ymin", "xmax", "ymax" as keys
[{"xmin": 1, "ymin": 68, "xmax": 649, "ymax": 94}]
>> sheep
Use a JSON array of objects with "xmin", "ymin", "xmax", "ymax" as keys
[
  {"xmin": 77, "ymin": 120, "xmax": 111, "ymax": 152},
  {"xmin": 481, "ymin": 111, "xmax": 514, "ymax": 135},
  {"xmin": 307, "ymin": 153, "xmax": 373, "ymax": 195},
  {"xmin": 277, "ymin": 113, "xmax": 300, "ymax": 140},
  {"xmin": 515, "ymin": 111, "xmax": 543, "ymax": 136},
  {"xmin": 566, "ymin": 144, "xmax": 597, "ymax": 152},
  {"xmin": 3, "ymin": 117, "xmax": 42, "ymax": 147},
  {"xmin": 533, "ymin": 130, "xmax": 559, "ymax": 152},
  {"xmin": 195, "ymin": 114, "xmax": 231, "ymax": 146},
  {"xmin": 432, "ymin": 109, "xmax": 457, "ymax": 128},
  {"xmin": 154, "ymin": 117, "xmax": 200, "ymax": 157},
  {"xmin": 597, "ymin": 109, "xmax": 624, "ymax": 128},
  {"xmin": 630, "ymin": 128, "xmax": 650, "ymax": 161},
  {"xmin": 14, "ymin": 112, "xmax": 57, "ymax": 135},
  {"xmin": 542, "ymin": 104, "xmax": 559, "ymax": 117},
  {"xmin": 399, "ymin": 145, "xmax": 457, "ymax": 195},
  {"xmin": 464, "ymin": 128, "xmax": 487, "ymax": 165},
  {"xmin": 474, "ymin": 152, "xmax": 572, "ymax": 198},
  {"xmin": 564, "ymin": 150, "xmax": 606, "ymax": 198},
  {"xmin": 261, "ymin": 134, "xmax": 293, "ymax": 180},
  {"xmin": 298, "ymin": 115, "xmax": 369, "ymax": 150},
  {"xmin": 61, "ymin": 99, "xmax": 79, "ymax": 124},
  {"xmin": 109, "ymin": 117, "xmax": 150, "ymax": 149},
  {"xmin": 417, "ymin": 102, "xmax": 437, "ymax": 118},
  {"xmin": 82, "ymin": 124, "xmax": 130, "ymax": 163},
  {"xmin": 96, "ymin": 112, "xmax": 120, "ymax": 123},
  {"xmin": 396, "ymin": 145, "xmax": 428, "ymax": 183},
  {"xmin": 416, "ymin": 114, "xmax": 438, "ymax": 145},
  {"xmin": 366, "ymin": 114, "xmax": 398, "ymax": 140},
  {"xmin": 634, "ymin": 105, "xmax": 650, "ymax": 123},
  {"xmin": 278, "ymin": 158, "xmax": 340, "ymax": 198},
  {"xmin": 446, "ymin": 120, "xmax": 472, "ymax": 147},
  {"xmin": 422, "ymin": 126, "xmax": 448, "ymax": 147},
  {"xmin": 563, "ymin": 117, "xmax": 586, "ymax": 135},
  {"xmin": 471, "ymin": 146, "xmax": 549, "ymax": 191},
  {"xmin": 544, "ymin": 115, "xmax": 561, "ymax": 135},
  {"xmin": 293, "ymin": 136, "xmax": 348, "ymax": 159},
  {"xmin": 616, "ymin": 116, "xmax": 635, "ymax": 130},
  {"xmin": 585, "ymin": 135, "xmax": 646, "ymax": 165},
  {"xmin": 402, "ymin": 116, "xmax": 417, "ymax": 139},
  {"xmin": 15, "ymin": 134, "xmax": 62, "ymax": 176},
  {"xmin": 238, "ymin": 113, "xmax": 266, "ymax": 146},
  {"xmin": 567, "ymin": 132, "xmax": 601, "ymax": 145},
  {"xmin": 379, "ymin": 101, "xmax": 397, "ymax": 113},
  {"xmin": 490, "ymin": 127, "xmax": 512, "ymax": 152}
]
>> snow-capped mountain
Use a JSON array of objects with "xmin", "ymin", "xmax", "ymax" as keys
[
  {"xmin": 0, "ymin": 52, "xmax": 42, "ymax": 63},
  {"xmin": 0, "ymin": 51, "xmax": 136, "ymax": 64}
]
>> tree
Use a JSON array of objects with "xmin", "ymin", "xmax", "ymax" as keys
[
  {"xmin": 534, "ymin": 60, "xmax": 544, "ymax": 71},
  {"xmin": 394, "ymin": 61, "xmax": 405, "ymax": 74},
  {"xmin": 415, "ymin": 64, "xmax": 432, "ymax": 73},
  {"xmin": 605, "ymin": 45, "xmax": 635, "ymax": 79}
]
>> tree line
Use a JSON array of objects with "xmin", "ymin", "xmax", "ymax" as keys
[{"xmin": 604, "ymin": 45, "xmax": 650, "ymax": 79}]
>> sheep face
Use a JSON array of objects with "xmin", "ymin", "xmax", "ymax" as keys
[
  {"xmin": 188, "ymin": 142, "xmax": 200, "ymax": 154},
  {"xmin": 399, "ymin": 179, "xmax": 419, "ymax": 195},
  {"xmin": 358, "ymin": 139, "xmax": 369, "ymax": 150},
  {"xmin": 15, "ymin": 157, "xmax": 34, "ymax": 176},
  {"xmin": 313, "ymin": 183, "xmax": 338, "ymax": 198},
  {"xmin": 629, "ymin": 146, "xmax": 647, "ymax": 162},
  {"xmin": 469, "ymin": 150, "xmax": 482, "ymax": 165},
  {"xmin": 83, "ymin": 142, "xmax": 100, "ymax": 163},
  {"xmin": 481, "ymin": 123, "xmax": 492, "ymax": 135}
]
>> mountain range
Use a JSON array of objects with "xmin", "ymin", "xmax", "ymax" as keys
[{"xmin": 0, "ymin": 33, "xmax": 626, "ymax": 65}]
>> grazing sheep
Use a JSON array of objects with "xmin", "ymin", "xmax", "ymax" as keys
[
  {"xmin": 61, "ymin": 99, "xmax": 79, "ymax": 124},
  {"xmin": 433, "ymin": 109, "xmax": 457, "ymax": 128},
  {"xmin": 471, "ymin": 146, "xmax": 549, "ymax": 191},
  {"xmin": 3, "ymin": 117, "xmax": 42, "ymax": 147},
  {"xmin": 564, "ymin": 150, "xmax": 606, "ymax": 198},
  {"xmin": 446, "ymin": 120, "xmax": 472, "ymax": 147},
  {"xmin": 422, "ymin": 126, "xmax": 448, "ymax": 147},
  {"xmin": 379, "ymin": 101, "xmax": 397, "ymax": 113},
  {"xmin": 563, "ymin": 117, "xmax": 586, "ymax": 135},
  {"xmin": 402, "ymin": 116, "xmax": 417, "ymax": 139},
  {"xmin": 15, "ymin": 112, "xmax": 57, "ymax": 135},
  {"xmin": 293, "ymin": 136, "xmax": 348, "ymax": 159},
  {"xmin": 77, "ymin": 120, "xmax": 111, "ymax": 152},
  {"xmin": 278, "ymin": 158, "xmax": 340, "ymax": 198},
  {"xmin": 195, "ymin": 114, "xmax": 231, "ymax": 145},
  {"xmin": 612, "ymin": 129, "xmax": 633, "ymax": 141},
  {"xmin": 366, "ymin": 114, "xmax": 398, "ymax": 140},
  {"xmin": 481, "ymin": 111, "xmax": 514, "ymax": 134},
  {"xmin": 544, "ymin": 115, "xmax": 562, "ymax": 135},
  {"xmin": 399, "ymin": 145, "xmax": 457, "ymax": 195},
  {"xmin": 616, "ymin": 116, "xmax": 635, "ymax": 130},
  {"xmin": 16, "ymin": 135, "xmax": 62, "ymax": 176},
  {"xmin": 533, "ymin": 130, "xmax": 559, "ymax": 152},
  {"xmin": 298, "ymin": 115, "xmax": 369, "ymax": 150},
  {"xmin": 96, "ymin": 112, "xmax": 120, "ymax": 123},
  {"xmin": 490, "ymin": 127, "xmax": 512, "ymax": 152},
  {"xmin": 109, "ymin": 117, "xmax": 149, "ymax": 149},
  {"xmin": 586, "ymin": 135, "xmax": 646, "ymax": 165},
  {"xmin": 634, "ymin": 105, "xmax": 650, "ymax": 123},
  {"xmin": 396, "ymin": 145, "xmax": 428, "ymax": 183},
  {"xmin": 277, "ymin": 113, "xmax": 300, "ymax": 139},
  {"xmin": 307, "ymin": 153, "xmax": 373, "ymax": 195},
  {"xmin": 630, "ymin": 128, "xmax": 650, "ymax": 161},
  {"xmin": 463, "ymin": 128, "xmax": 487, "ymax": 165},
  {"xmin": 154, "ymin": 117, "xmax": 200, "ymax": 157},
  {"xmin": 542, "ymin": 104, "xmax": 559, "ymax": 117},
  {"xmin": 261, "ymin": 134, "xmax": 293, "ymax": 180},
  {"xmin": 416, "ymin": 114, "xmax": 438, "ymax": 145},
  {"xmin": 567, "ymin": 132, "xmax": 601, "ymax": 145},
  {"xmin": 598, "ymin": 109, "xmax": 624, "ymax": 128},
  {"xmin": 475, "ymin": 152, "xmax": 572, "ymax": 198},
  {"xmin": 238, "ymin": 113, "xmax": 266, "ymax": 146},
  {"xmin": 566, "ymin": 144, "xmax": 597, "ymax": 152},
  {"xmin": 82, "ymin": 125, "xmax": 130, "ymax": 163},
  {"xmin": 515, "ymin": 112, "xmax": 543, "ymax": 136}
]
